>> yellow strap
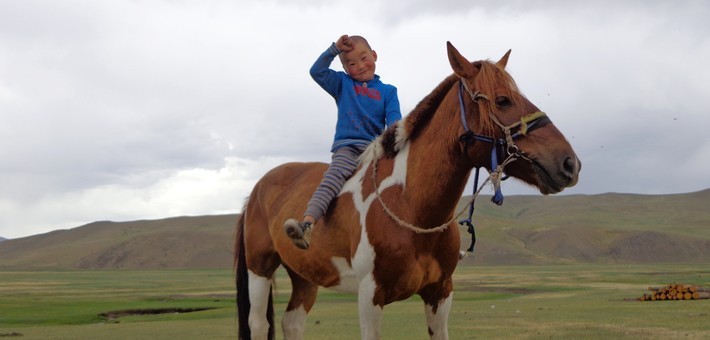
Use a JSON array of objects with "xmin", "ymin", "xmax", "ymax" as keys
[{"xmin": 520, "ymin": 111, "xmax": 546, "ymax": 135}]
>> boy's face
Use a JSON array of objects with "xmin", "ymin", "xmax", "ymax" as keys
[{"xmin": 340, "ymin": 41, "xmax": 377, "ymax": 83}]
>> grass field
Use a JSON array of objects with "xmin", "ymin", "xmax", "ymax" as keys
[{"xmin": 1, "ymin": 264, "xmax": 709, "ymax": 339}]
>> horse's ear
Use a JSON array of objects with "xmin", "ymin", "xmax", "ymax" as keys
[
  {"xmin": 497, "ymin": 49, "xmax": 512, "ymax": 69},
  {"xmin": 447, "ymin": 41, "xmax": 477, "ymax": 78}
]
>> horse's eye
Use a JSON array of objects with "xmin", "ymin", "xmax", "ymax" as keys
[{"xmin": 495, "ymin": 96, "xmax": 512, "ymax": 108}]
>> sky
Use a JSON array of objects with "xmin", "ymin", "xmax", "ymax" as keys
[{"xmin": 1, "ymin": 0, "xmax": 709, "ymax": 239}]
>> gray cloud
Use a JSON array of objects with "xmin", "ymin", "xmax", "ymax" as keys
[{"xmin": 1, "ymin": 0, "xmax": 708, "ymax": 238}]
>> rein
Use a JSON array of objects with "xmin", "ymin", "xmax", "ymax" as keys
[
  {"xmin": 370, "ymin": 148, "xmax": 517, "ymax": 234},
  {"xmin": 370, "ymin": 77, "xmax": 545, "ymax": 235}
]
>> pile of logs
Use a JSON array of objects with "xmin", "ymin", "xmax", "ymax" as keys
[{"xmin": 638, "ymin": 284, "xmax": 710, "ymax": 301}]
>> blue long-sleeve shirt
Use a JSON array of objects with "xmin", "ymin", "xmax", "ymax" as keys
[{"xmin": 310, "ymin": 43, "xmax": 402, "ymax": 152}]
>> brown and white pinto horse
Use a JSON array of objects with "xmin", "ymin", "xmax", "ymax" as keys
[{"xmin": 235, "ymin": 42, "xmax": 580, "ymax": 339}]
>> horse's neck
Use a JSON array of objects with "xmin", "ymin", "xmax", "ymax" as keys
[{"xmin": 399, "ymin": 121, "xmax": 473, "ymax": 225}]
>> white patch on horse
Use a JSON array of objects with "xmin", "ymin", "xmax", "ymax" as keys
[
  {"xmin": 341, "ymin": 141, "xmax": 411, "ymax": 274},
  {"xmin": 358, "ymin": 272, "xmax": 383, "ymax": 340},
  {"xmin": 338, "ymin": 143, "xmax": 412, "ymax": 337},
  {"xmin": 359, "ymin": 120, "xmax": 409, "ymax": 164},
  {"xmin": 247, "ymin": 270, "xmax": 272, "ymax": 340},
  {"xmin": 425, "ymin": 293, "xmax": 453, "ymax": 340},
  {"xmin": 340, "ymin": 158, "xmax": 376, "ymax": 277},
  {"xmin": 342, "ymin": 143, "xmax": 410, "ymax": 259},
  {"xmin": 386, "ymin": 142, "xmax": 409, "ymax": 188},
  {"xmin": 282, "ymin": 305, "xmax": 308, "ymax": 340},
  {"xmin": 329, "ymin": 257, "xmax": 358, "ymax": 293}
]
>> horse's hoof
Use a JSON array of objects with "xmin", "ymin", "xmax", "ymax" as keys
[{"xmin": 284, "ymin": 219, "xmax": 312, "ymax": 250}]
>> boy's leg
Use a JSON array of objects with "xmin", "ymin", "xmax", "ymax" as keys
[
  {"xmin": 285, "ymin": 144, "xmax": 366, "ymax": 249},
  {"xmin": 305, "ymin": 145, "xmax": 364, "ymax": 222}
]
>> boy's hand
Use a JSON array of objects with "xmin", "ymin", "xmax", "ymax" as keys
[{"xmin": 336, "ymin": 35, "xmax": 353, "ymax": 52}]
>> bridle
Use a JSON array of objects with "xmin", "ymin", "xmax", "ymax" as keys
[
  {"xmin": 369, "ymin": 77, "xmax": 553, "ymax": 247},
  {"xmin": 457, "ymin": 77, "xmax": 551, "ymax": 167},
  {"xmin": 455, "ymin": 77, "xmax": 551, "ymax": 254}
]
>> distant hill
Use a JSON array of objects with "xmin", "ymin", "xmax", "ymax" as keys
[
  {"xmin": 0, "ymin": 190, "xmax": 708, "ymax": 270},
  {"xmin": 0, "ymin": 215, "xmax": 237, "ymax": 270},
  {"xmin": 457, "ymin": 189, "xmax": 710, "ymax": 265},
  {"xmin": 0, "ymin": 237, "xmax": 6, "ymax": 243}
]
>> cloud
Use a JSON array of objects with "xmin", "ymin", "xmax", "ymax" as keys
[
  {"xmin": 1, "ymin": 0, "xmax": 708, "ymax": 238},
  {"xmin": 0, "ymin": 155, "xmax": 291, "ymax": 238}
]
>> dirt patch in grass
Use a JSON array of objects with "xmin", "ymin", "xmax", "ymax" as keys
[{"xmin": 99, "ymin": 307, "xmax": 217, "ymax": 321}]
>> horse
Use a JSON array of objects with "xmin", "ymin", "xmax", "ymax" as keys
[{"xmin": 234, "ymin": 42, "xmax": 580, "ymax": 340}]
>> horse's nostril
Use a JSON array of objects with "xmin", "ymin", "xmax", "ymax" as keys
[{"xmin": 562, "ymin": 157, "xmax": 577, "ymax": 176}]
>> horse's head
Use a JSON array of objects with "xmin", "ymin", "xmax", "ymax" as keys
[{"xmin": 447, "ymin": 42, "xmax": 580, "ymax": 194}]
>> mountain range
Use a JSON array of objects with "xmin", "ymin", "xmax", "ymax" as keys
[{"xmin": 0, "ymin": 190, "xmax": 708, "ymax": 270}]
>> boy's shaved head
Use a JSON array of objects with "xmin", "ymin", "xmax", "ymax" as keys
[
  {"xmin": 337, "ymin": 34, "xmax": 378, "ymax": 82},
  {"xmin": 338, "ymin": 35, "xmax": 373, "ymax": 65},
  {"xmin": 349, "ymin": 35, "xmax": 371, "ymax": 50}
]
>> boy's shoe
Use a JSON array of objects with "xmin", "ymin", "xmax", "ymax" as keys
[{"xmin": 284, "ymin": 219, "xmax": 313, "ymax": 250}]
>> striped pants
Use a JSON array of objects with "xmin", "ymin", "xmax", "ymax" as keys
[{"xmin": 305, "ymin": 144, "xmax": 367, "ymax": 221}]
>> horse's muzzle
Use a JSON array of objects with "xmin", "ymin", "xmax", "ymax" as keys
[{"xmin": 533, "ymin": 155, "xmax": 581, "ymax": 194}]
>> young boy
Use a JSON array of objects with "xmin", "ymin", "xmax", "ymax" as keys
[{"xmin": 284, "ymin": 34, "xmax": 402, "ymax": 249}]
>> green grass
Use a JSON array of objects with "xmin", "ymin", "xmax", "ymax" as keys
[{"xmin": 1, "ymin": 265, "xmax": 709, "ymax": 339}]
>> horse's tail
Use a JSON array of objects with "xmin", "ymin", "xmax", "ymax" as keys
[
  {"xmin": 235, "ymin": 212, "xmax": 251, "ymax": 339},
  {"xmin": 234, "ymin": 208, "xmax": 275, "ymax": 340}
]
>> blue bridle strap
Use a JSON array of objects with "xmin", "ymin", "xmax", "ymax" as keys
[
  {"xmin": 457, "ymin": 81, "xmax": 506, "ymax": 205},
  {"xmin": 457, "ymin": 81, "xmax": 496, "ymax": 144}
]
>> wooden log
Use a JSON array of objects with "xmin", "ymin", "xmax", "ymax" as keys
[{"xmin": 637, "ymin": 285, "xmax": 710, "ymax": 301}]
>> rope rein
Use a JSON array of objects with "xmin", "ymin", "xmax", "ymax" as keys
[{"xmin": 370, "ymin": 150, "xmax": 518, "ymax": 234}]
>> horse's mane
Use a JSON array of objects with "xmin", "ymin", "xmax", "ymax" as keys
[{"xmin": 361, "ymin": 60, "xmax": 522, "ymax": 164}]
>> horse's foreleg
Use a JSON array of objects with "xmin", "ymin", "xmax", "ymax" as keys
[
  {"xmin": 420, "ymin": 282, "xmax": 453, "ymax": 340},
  {"xmin": 282, "ymin": 267, "xmax": 319, "ymax": 340},
  {"xmin": 357, "ymin": 274, "xmax": 383, "ymax": 340},
  {"xmin": 424, "ymin": 293, "xmax": 452, "ymax": 340},
  {"xmin": 247, "ymin": 270, "xmax": 273, "ymax": 340}
]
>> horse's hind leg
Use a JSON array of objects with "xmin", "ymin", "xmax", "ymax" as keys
[
  {"xmin": 281, "ymin": 267, "xmax": 319, "ymax": 340},
  {"xmin": 247, "ymin": 270, "xmax": 274, "ymax": 340},
  {"xmin": 243, "ymin": 210, "xmax": 281, "ymax": 339}
]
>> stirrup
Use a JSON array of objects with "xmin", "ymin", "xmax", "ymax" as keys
[{"xmin": 284, "ymin": 219, "xmax": 313, "ymax": 250}]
